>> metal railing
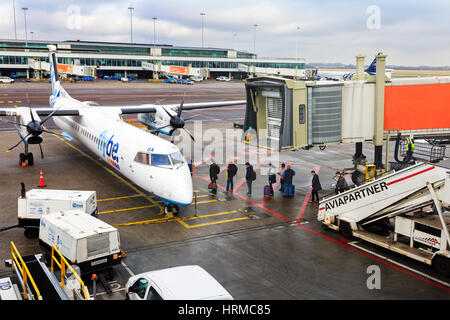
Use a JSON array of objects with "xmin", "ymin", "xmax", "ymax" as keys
[
  {"xmin": 10, "ymin": 241, "xmax": 42, "ymax": 300},
  {"xmin": 50, "ymin": 245, "xmax": 89, "ymax": 300}
]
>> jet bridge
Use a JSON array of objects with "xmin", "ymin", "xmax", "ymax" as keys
[{"xmin": 142, "ymin": 61, "xmax": 209, "ymax": 79}]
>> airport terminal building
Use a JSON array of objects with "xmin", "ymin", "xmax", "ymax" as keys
[{"xmin": 0, "ymin": 39, "xmax": 305, "ymax": 80}]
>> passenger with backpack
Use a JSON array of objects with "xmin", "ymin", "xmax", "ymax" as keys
[
  {"xmin": 283, "ymin": 165, "xmax": 296, "ymax": 197},
  {"xmin": 335, "ymin": 171, "xmax": 348, "ymax": 194},
  {"xmin": 245, "ymin": 162, "xmax": 256, "ymax": 196}
]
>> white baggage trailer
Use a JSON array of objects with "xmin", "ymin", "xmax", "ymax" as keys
[
  {"xmin": 318, "ymin": 161, "xmax": 450, "ymax": 276},
  {"xmin": 18, "ymin": 188, "xmax": 97, "ymax": 238},
  {"xmin": 39, "ymin": 210, "xmax": 122, "ymax": 278}
]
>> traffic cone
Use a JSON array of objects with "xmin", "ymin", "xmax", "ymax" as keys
[{"xmin": 38, "ymin": 170, "xmax": 47, "ymax": 188}]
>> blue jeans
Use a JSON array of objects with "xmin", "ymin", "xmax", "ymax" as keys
[
  {"xmin": 226, "ymin": 177, "xmax": 234, "ymax": 191},
  {"xmin": 246, "ymin": 180, "xmax": 252, "ymax": 195}
]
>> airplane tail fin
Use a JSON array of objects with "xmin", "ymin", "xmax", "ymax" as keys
[
  {"xmin": 47, "ymin": 45, "xmax": 70, "ymax": 103},
  {"xmin": 365, "ymin": 55, "xmax": 377, "ymax": 75}
]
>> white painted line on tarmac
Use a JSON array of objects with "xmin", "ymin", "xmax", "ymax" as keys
[
  {"xmin": 348, "ymin": 241, "xmax": 450, "ymax": 288},
  {"xmin": 121, "ymin": 261, "xmax": 135, "ymax": 277}
]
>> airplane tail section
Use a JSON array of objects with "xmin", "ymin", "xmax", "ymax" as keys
[
  {"xmin": 365, "ymin": 56, "xmax": 377, "ymax": 75},
  {"xmin": 48, "ymin": 45, "xmax": 71, "ymax": 104}
]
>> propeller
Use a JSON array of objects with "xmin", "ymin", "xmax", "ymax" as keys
[
  {"xmin": 158, "ymin": 97, "xmax": 196, "ymax": 141},
  {"xmin": 5, "ymin": 93, "xmax": 63, "ymax": 159}
]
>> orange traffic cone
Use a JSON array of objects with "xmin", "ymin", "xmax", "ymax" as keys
[{"xmin": 38, "ymin": 170, "xmax": 47, "ymax": 188}]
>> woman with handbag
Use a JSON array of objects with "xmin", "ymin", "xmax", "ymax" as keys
[{"xmin": 267, "ymin": 163, "xmax": 276, "ymax": 196}]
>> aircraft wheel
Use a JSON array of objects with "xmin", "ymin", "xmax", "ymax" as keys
[
  {"xmin": 27, "ymin": 152, "xmax": 34, "ymax": 166},
  {"xmin": 24, "ymin": 227, "xmax": 37, "ymax": 239},
  {"xmin": 339, "ymin": 221, "xmax": 353, "ymax": 239},
  {"xmin": 19, "ymin": 153, "xmax": 26, "ymax": 166},
  {"xmin": 166, "ymin": 204, "xmax": 180, "ymax": 216}
]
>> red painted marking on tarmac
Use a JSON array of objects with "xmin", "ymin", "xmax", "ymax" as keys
[
  {"xmin": 297, "ymin": 165, "xmax": 321, "ymax": 223},
  {"xmin": 192, "ymin": 166, "xmax": 449, "ymax": 293},
  {"xmin": 193, "ymin": 153, "xmax": 216, "ymax": 167},
  {"xmin": 386, "ymin": 166, "xmax": 435, "ymax": 186}
]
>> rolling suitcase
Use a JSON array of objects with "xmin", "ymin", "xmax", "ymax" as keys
[{"xmin": 264, "ymin": 185, "xmax": 271, "ymax": 196}]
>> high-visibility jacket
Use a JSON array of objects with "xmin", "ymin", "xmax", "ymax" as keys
[{"xmin": 407, "ymin": 142, "xmax": 415, "ymax": 152}]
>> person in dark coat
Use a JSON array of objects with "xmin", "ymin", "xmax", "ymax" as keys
[
  {"xmin": 310, "ymin": 170, "xmax": 322, "ymax": 203},
  {"xmin": 209, "ymin": 160, "xmax": 220, "ymax": 194},
  {"xmin": 283, "ymin": 165, "xmax": 295, "ymax": 197},
  {"xmin": 335, "ymin": 171, "xmax": 348, "ymax": 194},
  {"xmin": 245, "ymin": 162, "xmax": 255, "ymax": 196},
  {"xmin": 226, "ymin": 159, "xmax": 238, "ymax": 192}
]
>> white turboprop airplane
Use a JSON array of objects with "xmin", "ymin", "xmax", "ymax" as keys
[{"xmin": 0, "ymin": 45, "xmax": 245, "ymax": 215}]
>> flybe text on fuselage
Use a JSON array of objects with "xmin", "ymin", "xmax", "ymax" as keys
[
  {"xmin": 324, "ymin": 182, "xmax": 388, "ymax": 211},
  {"xmin": 98, "ymin": 130, "xmax": 120, "ymax": 170}
]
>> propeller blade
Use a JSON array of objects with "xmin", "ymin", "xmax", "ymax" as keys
[
  {"xmin": 42, "ymin": 128, "xmax": 65, "ymax": 137},
  {"xmin": 39, "ymin": 143, "xmax": 44, "ymax": 159},
  {"xmin": 182, "ymin": 128, "xmax": 195, "ymax": 141},
  {"xmin": 177, "ymin": 96, "xmax": 185, "ymax": 117},
  {"xmin": 183, "ymin": 114, "xmax": 198, "ymax": 121},
  {"xmin": 0, "ymin": 118, "xmax": 26, "ymax": 127},
  {"xmin": 41, "ymin": 104, "xmax": 64, "ymax": 125},
  {"xmin": 7, "ymin": 133, "xmax": 30, "ymax": 152},
  {"xmin": 161, "ymin": 106, "xmax": 175, "ymax": 120}
]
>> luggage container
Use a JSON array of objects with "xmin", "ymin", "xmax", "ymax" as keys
[
  {"xmin": 39, "ymin": 210, "xmax": 122, "ymax": 279},
  {"xmin": 18, "ymin": 187, "xmax": 97, "ymax": 238}
]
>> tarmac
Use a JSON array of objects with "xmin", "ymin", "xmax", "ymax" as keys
[{"xmin": 0, "ymin": 80, "xmax": 449, "ymax": 300}]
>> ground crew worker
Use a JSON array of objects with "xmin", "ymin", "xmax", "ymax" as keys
[
  {"xmin": 226, "ymin": 159, "xmax": 238, "ymax": 192},
  {"xmin": 310, "ymin": 170, "xmax": 322, "ymax": 203},
  {"xmin": 405, "ymin": 139, "xmax": 415, "ymax": 162}
]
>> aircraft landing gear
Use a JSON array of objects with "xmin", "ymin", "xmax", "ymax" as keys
[
  {"xmin": 163, "ymin": 203, "xmax": 180, "ymax": 217},
  {"xmin": 19, "ymin": 143, "xmax": 34, "ymax": 167}
]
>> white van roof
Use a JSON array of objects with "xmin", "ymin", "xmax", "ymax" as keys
[{"xmin": 143, "ymin": 265, "xmax": 233, "ymax": 300}]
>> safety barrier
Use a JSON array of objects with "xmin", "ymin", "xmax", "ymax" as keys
[
  {"xmin": 50, "ymin": 245, "xmax": 89, "ymax": 300},
  {"xmin": 10, "ymin": 242, "xmax": 42, "ymax": 300}
]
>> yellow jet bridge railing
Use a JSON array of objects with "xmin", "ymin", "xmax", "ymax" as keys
[
  {"xmin": 50, "ymin": 245, "xmax": 89, "ymax": 300},
  {"xmin": 10, "ymin": 241, "xmax": 42, "ymax": 300}
]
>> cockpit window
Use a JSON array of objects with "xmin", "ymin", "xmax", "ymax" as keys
[
  {"xmin": 134, "ymin": 152, "xmax": 150, "ymax": 165},
  {"xmin": 151, "ymin": 154, "xmax": 171, "ymax": 166},
  {"xmin": 169, "ymin": 152, "xmax": 184, "ymax": 165}
]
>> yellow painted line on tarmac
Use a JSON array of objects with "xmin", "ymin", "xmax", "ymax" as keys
[
  {"xmin": 7, "ymin": 101, "xmax": 13, "ymax": 103},
  {"xmin": 195, "ymin": 199, "xmax": 218, "ymax": 205},
  {"xmin": 98, "ymin": 204, "xmax": 159, "ymax": 215},
  {"xmin": 97, "ymin": 194, "xmax": 142, "ymax": 202},
  {"xmin": 182, "ymin": 210, "xmax": 237, "ymax": 221},
  {"xmin": 186, "ymin": 217, "xmax": 251, "ymax": 228},
  {"xmin": 16, "ymin": 100, "xmax": 22, "ymax": 103},
  {"xmin": 0, "ymin": 101, "xmax": 4, "ymax": 103},
  {"xmin": 50, "ymin": 132, "xmax": 163, "ymax": 211},
  {"xmin": 112, "ymin": 216, "xmax": 176, "ymax": 227}
]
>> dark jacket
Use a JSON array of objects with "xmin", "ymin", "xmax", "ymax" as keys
[
  {"xmin": 312, "ymin": 174, "xmax": 322, "ymax": 191},
  {"xmin": 227, "ymin": 163, "xmax": 238, "ymax": 178},
  {"xmin": 283, "ymin": 169, "xmax": 295, "ymax": 184},
  {"xmin": 209, "ymin": 163, "xmax": 220, "ymax": 180},
  {"xmin": 245, "ymin": 165, "xmax": 254, "ymax": 181},
  {"xmin": 336, "ymin": 176, "xmax": 348, "ymax": 191}
]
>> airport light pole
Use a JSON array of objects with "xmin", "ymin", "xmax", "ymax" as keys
[
  {"xmin": 233, "ymin": 32, "xmax": 237, "ymax": 50},
  {"xmin": 253, "ymin": 24, "xmax": 258, "ymax": 57},
  {"xmin": 128, "ymin": 6, "xmax": 134, "ymax": 43},
  {"xmin": 200, "ymin": 12, "xmax": 206, "ymax": 48},
  {"xmin": 295, "ymin": 25, "xmax": 300, "ymax": 59},
  {"xmin": 152, "ymin": 17, "xmax": 157, "ymax": 48},
  {"xmin": 12, "ymin": 0, "xmax": 17, "ymax": 39},
  {"xmin": 30, "ymin": 31, "xmax": 34, "ymax": 40},
  {"xmin": 22, "ymin": 7, "xmax": 28, "ymax": 45}
]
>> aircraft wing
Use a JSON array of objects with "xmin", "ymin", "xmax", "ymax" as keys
[
  {"xmin": 119, "ymin": 100, "xmax": 246, "ymax": 114},
  {"xmin": 0, "ymin": 108, "xmax": 80, "ymax": 117}
]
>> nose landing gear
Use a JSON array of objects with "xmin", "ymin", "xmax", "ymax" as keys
[
  {"xmin": 163, "ymin": 203, "xmax": 180, "ymax": 218},
  {"xmin": 19, "ymin": 143, "xmax": 34, "ymax": 167}
]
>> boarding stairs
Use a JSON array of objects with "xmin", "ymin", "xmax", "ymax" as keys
[
  {"xmin": 4, "ymin": 242, "xmax": 90, "ymax": 300},
  {"xmin": 318, "ymin": 162, "xmax": 450, "ymax": 227}
]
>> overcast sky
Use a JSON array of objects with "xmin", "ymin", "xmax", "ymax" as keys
[{"xmin": 0, "ymin": 0, "xmax": 449, "ymax": 66}]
